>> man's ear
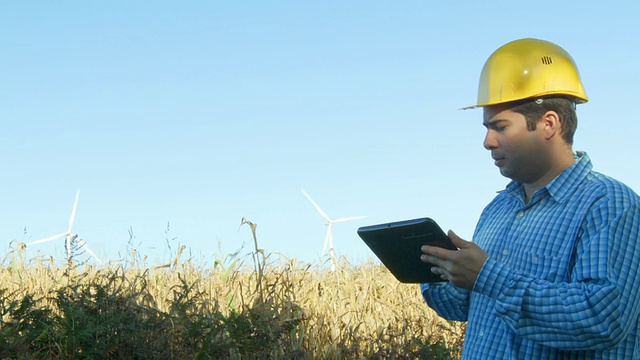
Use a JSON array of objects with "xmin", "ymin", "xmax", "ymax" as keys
[{"xmin": 541, "ymin": 110, "xmax": 561, "ymax": 140}]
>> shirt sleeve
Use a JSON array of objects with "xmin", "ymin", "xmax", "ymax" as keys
[
  {"xmin": 473, "ymin": 199, "xmax": 640, "ymax": 350},
  {"xmin": 420, "ymin": 282, "xmax": 470, "ymax": 321}
]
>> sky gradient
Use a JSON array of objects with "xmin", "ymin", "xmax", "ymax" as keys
[{"xmin": 2, "ymin": 1, "xmax": 639, "ymax": 266}]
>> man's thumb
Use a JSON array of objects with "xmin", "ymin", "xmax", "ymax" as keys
[{"xmin": 447, "ymin": 230, "xmax": 468, "ymax": 248}]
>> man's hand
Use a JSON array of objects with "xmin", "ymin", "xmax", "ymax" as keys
[{"xmin": 421, "ymin": 230, "xmax": 488, "ymax": 290}]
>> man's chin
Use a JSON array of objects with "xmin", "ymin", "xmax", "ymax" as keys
[{"xmin": 498, "ymin": 167, "xmax": 512, "ymax": 179}]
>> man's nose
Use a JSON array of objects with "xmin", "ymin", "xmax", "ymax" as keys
[{"xmin": 483, "ymin": 130, "xmax": 498, "ymax": 150}]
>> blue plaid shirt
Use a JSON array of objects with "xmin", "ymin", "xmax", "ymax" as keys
[{"xmin": 421, "ymin": 152, "xmax": 640, "ymax": 359}]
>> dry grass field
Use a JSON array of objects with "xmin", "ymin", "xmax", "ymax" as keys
[{"xmin": 0, "ymin": 239, "xmax": 465, "ymax": 359}]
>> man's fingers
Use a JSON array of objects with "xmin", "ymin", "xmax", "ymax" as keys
[
  {"xmin": 421, "ymin": 244, "xmax": 449, "ymax": 258},
  {"xmin": 420, "ymin": 230, "xmax": 488, "ymax": 290},
  {"xmin": 428, "ymin": 265, "xmax": 450, "ymax": 281},
  {"xmin": 420, "ymin": 253, "xmax": 440, "ymax": 265},
  {"xmin": 422, "ymin": 231, "xmax": 470, "ymax": 256}
]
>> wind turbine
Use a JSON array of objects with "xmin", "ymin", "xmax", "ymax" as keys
[
  {"xmin": 301, "ymin": 188, "xmax": 366, "ymax": 270},
  {"xmin": 26, "ymin": 190, "xmax": 103, "ymax": 265}
]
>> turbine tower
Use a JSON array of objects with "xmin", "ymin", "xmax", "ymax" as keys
[
  {"xmin": 26, "ymin": 190, "xmax": 102, "ymax": 265},
  {"xmin": 301, "ymin": 188, "xmax": 365, "ymax": 270}
]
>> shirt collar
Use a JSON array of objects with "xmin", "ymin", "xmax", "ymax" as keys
[{"xmin": 502, "ymin": 151, "xmax": 593, "ymax": 203}]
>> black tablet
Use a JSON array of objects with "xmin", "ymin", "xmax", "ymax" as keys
[{"xmin": 357, "ymin": 217, "xmax": 457, "ymax": 283}]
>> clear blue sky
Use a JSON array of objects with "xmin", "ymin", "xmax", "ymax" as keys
[{"xmin": 3, "ymin": 1, "xmax": 639, "ymax": 266}]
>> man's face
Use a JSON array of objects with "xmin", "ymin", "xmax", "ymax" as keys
[{"xmin": 482, "ymin": 105, "xmax": 549, "ymax": 184}]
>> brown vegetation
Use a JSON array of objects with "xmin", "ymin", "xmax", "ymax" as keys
[{"xmin": 1, "ymin": 240, "xmax": 464, "ymax": 359}]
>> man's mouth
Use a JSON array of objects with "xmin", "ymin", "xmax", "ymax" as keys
[{"xmin": 492, "ymin": 155, "xmax": 505, "ymax": 166}]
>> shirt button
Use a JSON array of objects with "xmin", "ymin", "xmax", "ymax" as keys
[
  {"xmin": 516, "ymin": 211, "xmax": 524, "ymax": 218},
  {"xmin": 479, "ymin": 331, "xmax": 484, "ymax": 337},
  {"xmin": 503, "ymin": 250, "xmax": 509, "ymax": 256}
]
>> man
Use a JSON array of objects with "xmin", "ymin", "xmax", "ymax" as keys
[{"xmin": 420, "ymin": 38, "xmax": 640, "ymax": 359}]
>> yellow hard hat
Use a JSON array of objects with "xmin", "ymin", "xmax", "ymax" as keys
[{"xmin": 464, "ymin": 38, "xmax": 588, "ymax": 109}]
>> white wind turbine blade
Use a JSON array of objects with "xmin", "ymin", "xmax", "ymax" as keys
[
  {"xmin": 27, "ymin": 231, "xmax": 68, "ymax": 246},
  {"xmin": 68, "ymin": 190, "xmax": 80, "ymax": 233},
  {"xmin": 301, "ymin": 189, "xmax": 332, "ymax": 223},
  {"xmin": 333, "ymin": 215, "xmax": 367, "ymax": 223},
  {"xmin": 77, "ymin": 239, "xmax": 103, "ymax": 264}
]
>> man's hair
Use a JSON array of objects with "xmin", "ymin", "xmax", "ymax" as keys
[{"xmin": 509, "ymin": 97, "xmax": 578, "ymax": 145}]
